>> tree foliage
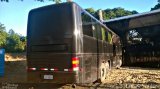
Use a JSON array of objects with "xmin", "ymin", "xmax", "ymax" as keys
[
  {"xmin": 86, "ymin": 7, "xmax": 138, "ymax": 20},
  {"xmin": 0, "ymin": 23, "xmax": 26, "ymax": 52},
  {"xmin": 5, "ymin": 29, "xmax": 26, "ymax": 52},
  {"xmin": 151, "ymin": 0, "xmax": 160, "ymax": 11},
  {"xmin": 85, "ymin": 8, "xmax": 96, "ymax": 14},
  {"xmin": 103, "ymin": 8, "xmax": 138, "ymax": 20},
  {"xmin": 151, "ymin": 4, "xmax": 160, "ymax": 11},
  {"xmin": 0, "ymin": 23, "xmax": 7, "ymax": 48}
]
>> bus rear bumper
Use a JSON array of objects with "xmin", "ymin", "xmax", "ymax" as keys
[{"xmin": 27, "ymin": 71, "xmax": 77, "ymax": 84}]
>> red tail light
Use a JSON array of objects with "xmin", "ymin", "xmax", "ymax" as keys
[
  {"xmin": 28, "ymin": 67, "xmax": 36, "ymax": 71},
  {"xmin": 50, "ymin": 68, "xmax": 58, "ymax": 71},
  {"xmin": 40, "ymin": 68, "xmax": 48, "ymax": 71},
  {"xmin": 72, "ymin": 57, "xmax": 79, "ymax": 71}
]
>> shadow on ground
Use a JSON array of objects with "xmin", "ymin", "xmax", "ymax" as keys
[{"xmin": 0, "ymin": 60, "xmax": 27, "ymax": 83}]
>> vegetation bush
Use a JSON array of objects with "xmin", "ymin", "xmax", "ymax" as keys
[{"xmin": 0, "ymin": 23, "xmax": 26, "ymax": 53}]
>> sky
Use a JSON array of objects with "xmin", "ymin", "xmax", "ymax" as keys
[{"xmin": 0, "ymin": 0, "xmax": 158, "ymax": 36}]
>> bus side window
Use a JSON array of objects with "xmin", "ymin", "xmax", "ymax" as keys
[
  {"xmin": 92, "ymin": 25, "xmax": 97, "ymax": 38},
  {"xmin": 81, "ymin": 12, "xmax": 93, "ymax": 37},
  {"xmin": 101, "ymin": 27, "xmax": 106, "ymax": 41},
  {"xmin": 105, "ymin": 31, "xmax": 108, "ymax": 42},
  {"xmin": 96, "ymin": 24, "xmax": 102, "ymax": 40},
  {"xmin": 83, "ymin": 25, "xmax": 93, "ymax": 37},
  {"xmin": 108, "ymin": 31, "xmax": 112, "ymax": 44}
]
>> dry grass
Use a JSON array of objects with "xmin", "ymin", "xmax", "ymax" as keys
[
  {"xmin": 0, "ymin": 53, "xmax": 27, "ymax": 83},
  {"xmin": 5, "ymin": 53, "xmax": 26, "ymax": 61}
]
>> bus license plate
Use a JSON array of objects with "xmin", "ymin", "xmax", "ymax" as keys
[{"xmin": 44, "ymin": 75, "xmax": 53, "ymax": 79}]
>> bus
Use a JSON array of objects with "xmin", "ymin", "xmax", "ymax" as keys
[{"xmin": 27, "ymin": 2, "xmax": 122, "ymax": 84}]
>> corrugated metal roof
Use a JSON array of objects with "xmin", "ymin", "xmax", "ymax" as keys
[{"xmin": 104, "ymin": 9, "xmax": 160, "ymax": 38}]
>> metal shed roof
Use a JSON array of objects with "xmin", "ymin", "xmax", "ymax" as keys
[{"xmin": 104, "ymin": 9, "xmax": 160, "ymax": 37}]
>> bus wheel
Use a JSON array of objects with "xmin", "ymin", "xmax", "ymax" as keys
[
  {"xmin": 100, "ymin": 62, "xmax": 107, "ymax": 83},
  {"xmin": 116, "ymin": 56, "xmax": 122, "ymax": 69},
  {"xmin": 71, "ymin": 84, "xmax": 76, "ymax": 88},
  {"xmin": 106, "ymin": 61, "xmax": 110, "ymax": 74}
]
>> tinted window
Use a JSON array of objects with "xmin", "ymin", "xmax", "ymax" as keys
[
  {"xmin": 81, "ymin": 10, "xmax": 110, "ymax": 41},
  {"xmin": 28, "ymin": 4, "xmax": 74, "ymax": 45},
  {"xmin": 81, "ymin": 12, "xmax": 93, "ymax": 37}
]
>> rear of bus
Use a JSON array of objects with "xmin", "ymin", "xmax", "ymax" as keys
[{"xmin": 27, "ymin": 3, "xmax": 78, "ymax": 83}]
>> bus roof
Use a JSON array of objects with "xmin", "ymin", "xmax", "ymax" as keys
[{"xmin": 29, "ymin": 2, "xmax": 117, "ymax": 36}]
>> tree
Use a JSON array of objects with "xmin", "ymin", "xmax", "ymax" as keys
[
  {"xmin": 5, "ymin": 29, "xmax": 26, "ymax": 52},
  {"xmin": 151, "ymin": 4, "xmax": 160, "ymax": 11},
  {"xmin": 131, "ymin": 10, "xmax": 139, "ymax": 14},
  {"xmin": 0, "ymin": 23, "xmax": 7, "ymax": 48},
  {"xmin": 103, "ymin": 9, "xmax": 116, "ymax": 19},
  {"xmin": 151, "ymin": 0, "xmax": 160, "ymax": 11},
  {"xmin": 85, "ymin": 8, "xmax": 95, "ymax": 14},
  {"xmin": 102, "ymin": 8, "xmax": 138, "ymax": 20},
  {"xmin": 85, "ymin": 7, "xmax": 138, "ymax": 20}
]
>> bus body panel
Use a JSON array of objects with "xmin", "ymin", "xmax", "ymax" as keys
[
  {"xmin": 27, "ymin": 2, "xmax": 122, "ymax": 84},
  {"xmin": 27, "ymin": 71, "xmax": 76, "ymax": 83},
  {"xmin": 27, "ymin": 2, "xmax": 77, "ymax": 83},
  {"xmin": 82, "ymin": 35, "xmax": 98, "ymax": 83}
]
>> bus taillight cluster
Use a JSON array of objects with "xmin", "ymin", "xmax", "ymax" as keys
[{"xmin": 72, "ymin": 57, "xmax": 79, "ymax": 71}]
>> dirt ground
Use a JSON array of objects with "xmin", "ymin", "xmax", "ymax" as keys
[
  {"xmin": 0, "ymin": 53, "xmax": 27, "ymax": 83},
  {"xmin": 0, "ymin": 53, "xmax": 160, "ymax": 89},
  {"xmin": 105, "ymin": 67, "xmax": 160, "ymax": 84}
]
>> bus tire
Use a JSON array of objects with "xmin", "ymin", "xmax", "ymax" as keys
[
  {"xmin": 71, "ymin": 84, "xmax": 76, "ymax": 88},
  {"xmin": 116, "ymin": 56, "xmax": 122, "ymax": 69},
  {"xmin": 106, "ymin": 61, "xmax": 110, "ymax": 74},
  {"xmin": 100, "ymin": 62, "xmax": 107, "ymax": 83}
]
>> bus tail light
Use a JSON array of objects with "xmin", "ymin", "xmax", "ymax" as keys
[
  {"xmin": 40, "ymin": 68, "xmax": 48, "ymax": 71},
  {"xmin": 28, "ymin": 67, "xmax": 36, "ymax": 71},
  {"xmin": 50, "ymin": 68, "xmax": 58, "ymax": 71},
  {"xmin": 72, "ymin": 57, "xmax": 79, "ymax": 71}
]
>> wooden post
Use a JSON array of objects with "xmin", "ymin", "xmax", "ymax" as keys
[{"xmin": 98, "ymin": 9, "xmax": 103, "ymax": 22}]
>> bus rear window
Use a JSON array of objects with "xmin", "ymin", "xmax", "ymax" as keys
[{"xmin": 28, "ymin": 4, "xmax": 74, "ymax": 44}]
